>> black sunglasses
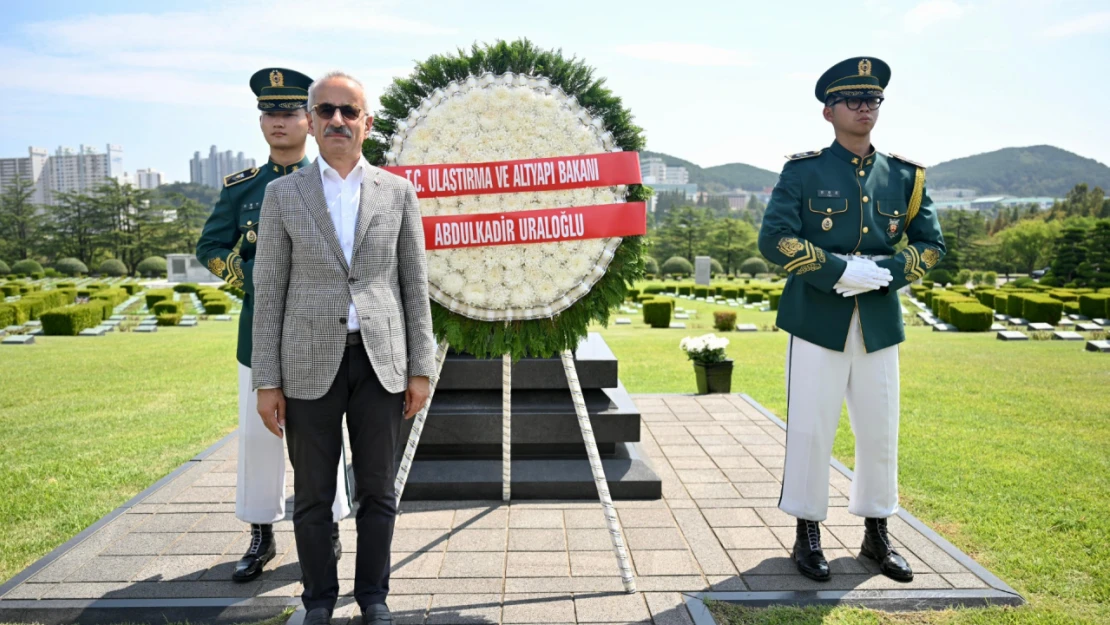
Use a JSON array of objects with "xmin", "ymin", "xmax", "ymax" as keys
[
  {"xmin": 832, "ymin": 96, "xmax": 884, "ymax": 111},
  {"xmin": 312, "ymin": 103, "xmax": 364, "ymax": 121}
]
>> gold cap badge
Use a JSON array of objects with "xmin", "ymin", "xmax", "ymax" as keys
[
  {"xmin": 269, "ymin": 70, "xmax": 284, "ymax": 87},
  {"xmin": 858, "ymin": 59, "xmax": 872, "ymax": 76}
]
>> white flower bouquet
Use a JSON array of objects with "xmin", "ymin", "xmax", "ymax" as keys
[{"xmin": 679, "ymin": 334, "xmax": 731, "ymax": 365}]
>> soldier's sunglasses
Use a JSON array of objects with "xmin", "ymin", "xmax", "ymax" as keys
[
  {"xmin": 312, "ymin": 103, "xmax": 364, "ymax": 121},
  {"xmin": 833, "ymin": 96, "xmax": 884, "ymax": 111}
]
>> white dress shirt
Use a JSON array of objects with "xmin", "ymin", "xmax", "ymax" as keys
[{"xmin": 318, "ymin": 155, "xmax": 369, "ymax": 332}]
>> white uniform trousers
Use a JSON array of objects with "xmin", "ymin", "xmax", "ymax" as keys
[
  {"xmin": 778, "ymin": 310, "xmax": 900, "ymax": 522},
  {"xmin": 237, "ymin": 364, "xmax": 351, "ymax": 524}
]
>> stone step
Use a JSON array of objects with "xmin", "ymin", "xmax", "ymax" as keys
[
  {"xmin": 402, "ymin": 442, "xmax": 661, "ymax": 500},
  {"xmin": 418, "ymin": 383, "xmax": 641, "ymax": 448},
  {"xmin": 437, "ymin": 332, "xmax": 617, "ymax": 391}
]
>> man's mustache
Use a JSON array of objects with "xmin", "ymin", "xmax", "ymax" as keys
[{"xmin": 324, "ymin": 125, "xmax": 353, "ymax": 138}]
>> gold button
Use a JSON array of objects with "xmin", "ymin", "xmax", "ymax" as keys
[
  {"xmin": 247, "ymin": 220, "xmax": 253, "ymax": 226},
  {"xmin": 826, "ymin": 208, "xmax": 832, "ymax": 213},
  {"xmin": 894, "ymin": 210, "xmax": 900, "ymax": 216},
  {"xmin": 858, "ymin": 170, "xmax": 866, "ymax": 177},
  {"xmin": 854, "ymin": 251, "xmax": 861, "ymax": 256},
  {"xmin": 862, "ymin": 196, "xmax": 870, "ymax": 203},
  {"xmin": 863, "ymin": 226, "xmax": 870, "ymax": 233}
]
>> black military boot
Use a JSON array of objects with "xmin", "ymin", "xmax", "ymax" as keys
[
  {"xmin": 232, "ymin": 524, "xmax": 276, "ymax": 582},
  {"xmin": 792, "ymin": 519, "xmax": 830, "ymax": 581},
  {"xmin": 860, "ymin": 517, "xmax": 914, "ymax": 582},
  {"xmin": 332, "ymin": 522, "xmax": 342, "ymax": 562}
]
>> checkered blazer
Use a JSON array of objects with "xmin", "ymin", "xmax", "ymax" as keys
[{"xmin": 251, "ymin": 160, "xmax": 436, "ymax": 399}]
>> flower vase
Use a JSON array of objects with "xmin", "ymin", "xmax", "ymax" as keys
[{"xmin": 693, "ymin": 360, "xmax": 734, "ymax": 395}]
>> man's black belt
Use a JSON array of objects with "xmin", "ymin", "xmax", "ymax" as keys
[{"xmin": 346, "ymin": 332, "xmax": 362, "ymax": 346}]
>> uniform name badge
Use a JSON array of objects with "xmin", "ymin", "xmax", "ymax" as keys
[
  {"xmin": 822, "ymin": 217, "xmax": 833, "ymax": 231},
  {"xmin": 887, "ymin": 218, "xmax": 899, "ymax": 237}
]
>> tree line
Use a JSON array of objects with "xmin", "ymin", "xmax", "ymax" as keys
[{"xmin": 0, "ymin": 176, "xmax": 215, "ymax": 275}]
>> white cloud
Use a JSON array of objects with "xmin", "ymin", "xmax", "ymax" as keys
[
  {"xmin": 9, "ymin": 2, "xmax": 452, "ymax": 106},
  {"xmin": 614, "ymin": 43, "xmax": 754, "ymax": 67},
  {"xmin": 1041, "ymin": 11, "xmax": 1110, "ymax": 38},
  {"xmin": 904, "ymin": 0, "xmax": 967, "ymax": 34}
]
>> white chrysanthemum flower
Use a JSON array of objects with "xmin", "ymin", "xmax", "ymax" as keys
[
  {"xmin": 427, "ymin": 255, "xmax": 449, "ymax": 281},
  {"xmin": 535, "ymin": 281, "xmax": 559, "ymax": 303},
  {"xmin": 510, "ymin": 283, "xmax": 536, "ymax": 307},
  {"xmin": 441, "ymin": 272, "xmax": 465, "ymax": 295},
  {"xmin": 502, "ymin": 265, "xmax": 525, "ymax": 286},
  {"xmin": 463, "ymin": 263, "xmax": 485, "ymax": 285},
  {"xmin": 461, "ymin": 282, "xmax": 487, "ymax": 307},
  {"xmin": 486, "ymin": 289, "xmax": 510, "ymax": 309},
  {"xmin": 566, "ymin": 254, "xmax": 593, "ymax": 276},
  {"xmin": 523, "ymin": 266, "xmax": 546, "ymax": 286}
]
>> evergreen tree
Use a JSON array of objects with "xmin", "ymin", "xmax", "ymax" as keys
[
  {"xmin": 1050, "ymin": 224, "xmax": 1089, "ymax": 283},
  {"xmin": 1076, "ymin": 220, "xmax": 1110, "ymax": 288}
]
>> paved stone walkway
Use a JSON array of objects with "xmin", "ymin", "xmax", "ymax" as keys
[{"xmin": 0, "ymin": 394, "xmax": 1018, "ymax": 624}]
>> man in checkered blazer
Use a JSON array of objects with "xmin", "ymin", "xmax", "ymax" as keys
[{"xmin": 251, "ymin": 70, "xmax": 435, "ymax": 625}]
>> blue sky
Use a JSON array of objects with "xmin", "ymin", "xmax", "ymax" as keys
[{"xmin": 2, "ymin": 0, "xmax": 1108, "ymax": 184}]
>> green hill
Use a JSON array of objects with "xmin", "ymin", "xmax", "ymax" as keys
[
  {"xmin": 641, "ymin": 151, "xmax": 779, "ymax": 193},
  {"xmin": 928, "ymin": 145, "xmax": 1110, "ymax": 197}
]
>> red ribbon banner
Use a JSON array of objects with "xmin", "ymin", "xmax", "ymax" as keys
[
  {"xmin": 383, "ymin": 152, "xmax": 642, "ymax": 198},
  {"xmin": 423, "ymin": 202, "xmax": 647, "ymax": 250}
]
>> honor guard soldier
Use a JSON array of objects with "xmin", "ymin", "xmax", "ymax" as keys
[
  {"xmin": 757, "ymin": 57, "xmax": 946, "ymax": 583},
  {"xmin": 197, "ymin": 68, "xmax": 351, "ymax": 582}
]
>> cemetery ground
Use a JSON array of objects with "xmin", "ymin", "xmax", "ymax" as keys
[{"xmin": 1, "ymin": 296, "xmax": 1108, "ymax": 624}]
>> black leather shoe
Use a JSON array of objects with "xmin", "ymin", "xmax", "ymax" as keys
[
  {"xmin": 792, "ymin": 519, "xmax": 830, "ymax": 581},
  {"xmin": 332, "ymin": 522, "xmax": 342, "ymax": 562},
  {"xmin": 232, "ymin": 524, "xmax": 276, "ymax": 582},
  {"xmin": 861, "ymin": 517, "xmax": 914, "ymax": 582},
  {"xmin": 304, "ymin": 607, "xmax": 332, "ymax": 625},
  {"xmin": 362, "ymin": 603, "xmax": 393, "ymax": 624}
]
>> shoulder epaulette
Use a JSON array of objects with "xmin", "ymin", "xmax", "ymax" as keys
[
  {"xmin": 785, "ymin": 150, "xmax": 822, "ymax": 161},
  {"xmin": 224, "ymin": 167, "xmax": 260, "ymax": 187},
  {"xmin": 888, "ymin": 153, "xmax": 925, "ymax": 169}
]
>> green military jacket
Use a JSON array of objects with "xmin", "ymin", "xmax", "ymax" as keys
[
  {"xmin": 757, "ymin": 140, "xmax": 946, "ymax": 353},
  {"xmin": 196, "ymin": 156, "xmax": 311, "ymax": 367}
]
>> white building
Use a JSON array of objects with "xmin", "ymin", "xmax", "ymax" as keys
[
  {"xmin": 190, "ymin": 146, "xmax": 256, "ymax": 188},
  {"xmin": 0, "ymin": 147, "xmax": 49, "ymax": 204},
  {"xmin": 640, "ymin": 156, "xmax": 690, "ymax": 186},
  {"xmin": 2, "ymin": 144, "xmax": 122, "ymax": 205},
  {"xmin": 135, "ymin": 168, "xmax": 164, "ymax": 189}
]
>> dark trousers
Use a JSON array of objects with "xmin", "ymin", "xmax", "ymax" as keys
[{"xmin": 285, "ymin": 342, "xmax": 404, "ymax": 613}]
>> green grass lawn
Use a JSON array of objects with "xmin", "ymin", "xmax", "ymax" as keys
[
  {"xmin": 2, "ymin": 293, "xmax": 1108, "ymax": 624},
  {"xmin": 597, "ymin": 293, "xmax": 1110, "ymax": 624},
  {"xmin": 0, "ymin": 321, "xmax": 240, "ymax": 583}
]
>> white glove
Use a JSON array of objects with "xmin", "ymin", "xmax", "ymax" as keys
[{"xmin": 834, "ymin": 258, "xmax": 892, "ymax": 297}]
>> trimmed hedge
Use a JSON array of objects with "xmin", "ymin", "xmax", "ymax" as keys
[
  {"xmin": 1006, "ymin": 293, "xmax": 1027, "ymax": 318},
  {"xmin": 713, "ymin": 311, "xmax": 737, "ymax": 331},
  {"xmin": 949, "ymin": 302, "xmax": 994, "ymax": 332},
  {"xmin": 136, "ymin": 256, "xmax": 167, "ymax": 277},
  {"xmin": 626, "ymin": 288, "xmax": 641, "ymax": 301},
  {"xmin": 768, "ymin": 290, "xmax": 783, "ymax": 311},
  {"xmin": 157, "ymin": 313, "xmax": 182, "ymax": 326},
  {"xmin": 55, "ymin": 258, "xmax": 88, "ymax": 276},
  {"xmin": 1048, "ymin": 290, "xmax": 1078, "ymax": 302},
  {"xmin": 1, "ymin": 283, "xmax": 20, "ymax": 297},
  {"xmin": 41, "ymin": 303, "xmax": 104, "ymax": 335},
  {"xmin": 746, "ymin": 291, "xmax": 764, "ymax": 304},
  {"xmin": 1021, "ymin": 295, "xmax": 1064, "ymax": 324},
  {"xmin": 145, "ymin": 289, "xmax": 173, "ymax": 308},
  {"xmin": 693, "ymin": 286, "xmax": 709, "ymax": 299},
  {"xmin": 677, "ymin": 285, "xmax": 692, "ymax": 296},
  {"xmin": 720, "ymin": 287, "xmax": 739, "ymax": 299},
  {"xmin": 643, "ymin": 285, "xmax": 667, "ymax": 295},
  {"xmin": 120, "ymin": 283, "xmax": 141, "ymax": 295},
  {"xmin": 204, "ymin": 301, "xmax": 230, "ymax": 314},
  {"xmin": 993, "ymin": 292, "xmax": 1009, "ymax": 314},
  {"xmin": 173, "ymin": 283, "xmax": 200, "ymax": 293},
  {"xmin": 98, "ymin": 259, "xmax": 128, "ymax": 277},
  {"xmin": 91, "ymin": 288, "xmax": 128, "ymax": 307},
  {"xmin": 0, "ymin": 304, "xmax": 17, "ymax": 327},
  {"xmin": 975, "ymin": 290, "xmax": 997, "ymax": 308},
  {"xmin": 11, "ymin": 260, "xmax": 43, "ymax": 276},
  {"xmin": 934, "ymin": 293, "xmax": 976, "ymax": 322},
  {"xmin": 642, "ymin": 298, "xmax": 673, "ymax": 328},
  {"xmin": 1078, "ymin": 293, "xmax": 1110, "ymax": 319},
  {"xmin": 0, "ymin": 260, "xmax": 8, "ymax": 275}
]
